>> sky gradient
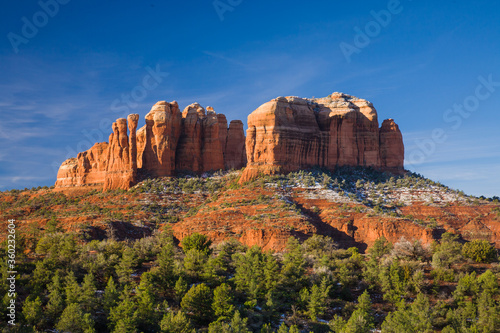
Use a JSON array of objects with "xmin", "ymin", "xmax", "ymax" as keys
[{"xmin": 1, "ymin": 0, "xmax": 499, "ymax": 197}]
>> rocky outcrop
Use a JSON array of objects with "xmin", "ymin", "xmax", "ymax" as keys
[
  {"xmin": 176, "ymin": 103, "xmax": 204, "ymax": 173},
  {"xmin": 225, "ymin": 120, "xmax": 247, "ymax": 170},
  {"xmin": 140, "ymin": 101, "xmax": 182, "ymax": 178},
  {"xmin": 201, "ymin": 109, "xmax": 224, "ymax": 172},
  {"xmin": 241, "ymin": 93, "xmax": 404, "ymax": 182},
  {"xmin": 56, "ymin": 92, "xmax": 405, "ymax": 190},
  {"xmin": 103, "ymin": 116, "xmax": 137, "ymax": 190},
  {"xmin": 175, "ymin": 103, "xmax": 226, "ymax": 173},
  {"xmin": 55, "ymin": 101, "xmax": 245, "ymax": 190},
  {"xmin": 55, "ymin": 142, "xmax": 109, "ymax": 188},
  {"xmin": 379, "ymin": 119, "xmax": 404, "ymax": 172}
]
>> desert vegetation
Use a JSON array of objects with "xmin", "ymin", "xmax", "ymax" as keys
[{"xmin": 1, "ymin": 227, "xmax": 500, "ymax": 332}]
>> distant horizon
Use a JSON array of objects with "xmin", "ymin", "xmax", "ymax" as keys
[{"xmin": 1, "ymin": 1, "xmax": 499, "ymax": 197}]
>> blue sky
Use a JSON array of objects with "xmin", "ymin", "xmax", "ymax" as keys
[{"xmin": 0, "ymin": 0, "xmax": 499, "ymax": 197}]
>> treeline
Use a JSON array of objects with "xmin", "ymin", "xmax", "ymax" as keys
[{"xmin": 1, "ymin": 229, "xmax": 499, "ymax": 332}]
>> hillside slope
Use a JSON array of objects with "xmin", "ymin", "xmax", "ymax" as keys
[{"xmin": 2, "ymin": 167, "xmax": 499, "ymax": 252}]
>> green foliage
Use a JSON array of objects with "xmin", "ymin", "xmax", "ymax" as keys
[
  {"xmin": 174, "ymin": 276, "xmax": 189, "ymax": 303},
  {"xmin": 7, "ymin": 207, "xmax": 500, "ymax": 332},
  {"xmin": 212, "ymin": 283, "xmax": 235, "ymax": 322},
  {"xmin": 160, "ymin": 311, "xmax": 195, "ymax": 333},
  {"xmin": 181, "ymin": 233, "xmax": 213, "ymax": 255},
  {"xmin": 56, "ymin": 303, "xmax": 96, "ymax": 333},
  {"xmin": 22, "ymin": 296, "xmax": 43, "ymax": 328},
  {"xmin": 109, "ymin": 288, "xmax": 138, "ymax": 332},
  {"xmin": 116, "ymin": 247, "xmax": 139, "ymax": 285},
  {"xmin": 330, "ymin": 291, "xmax": 374, "ymax": 333},
  {"xmin": 80, "ymin": 273, "xmax": 97, "ymax": 313},
  {"xmin": 233, "ymin": 246, "xmax": 267, "ymax": 301},
  {"xmin": 208, "ymin": 311, "xmax": 251, "ymax": 333},
  {"xmin": 368, "ymin": 236, "xmax": 392, "ymax": 259},
  {"xmin": 453, "ymin": 272, "xmax": 480, "ymax": 303},
  {"xmin": 64, "ymin": 271, "xmax": 81, "ymax": 305},
  {"xmin": 183, "ymin": 248, "xmax": 209, "ymax": 280},
  {"xmin": 135, "ymin": 272, "xmax": 161, "ymax": 331},
  {"xmin": 307, "ymin": 278, "xmax": 332, "ymax": 320},
  {"xmin": 46, "ymin": 272, "xmax": 65, "ymax": 323},
  {"xmin": 181, "ymin": 283, "xmax": 214, "ymax": 325},
  {"xmin": 462, "ymin": 240, "xmax": 497, "ymax": 263},
  {"xmin": 432, "ymin": 233, "xmax": 463, "ymax": 269},
  {"xmin": 104, "ymin": 276, "xmax": 120, "ymax": 313},
  {"xmin": 155, "ymin": 237, "xmax": 177, "ymax": 289},
  {"xmin": 381, "ymin": 293, "xmax": 432, "ymax": 333}
]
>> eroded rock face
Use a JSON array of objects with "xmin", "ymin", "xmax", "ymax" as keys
[
  {"xmin": 379, "ymin": 119, "xmax": 404, "ymax": 172},
  {"xmin": 241, "ymin": 93, "xmax": 404, "ymax": 182},
  {"xmin": 55, "ymin": 93, "xmax": 405, "ymax": 190},
  {"xmin": 225, "ymin": 120, "xmax": 247, "ymax": 170},
  {"xmin": 201, "ymin": 112, "xmax": 225, "ymax": 172},
  {"xmin": 142, "ymin": 101, "xmax": 183, "ymax": 178},
  {"xmin": 55, "ymin": 101, "xmax": 244, "ymax": 190},
  {"xmin": 55, "ymin": 142, "xmax": 109, "ymax": 188},
  {"xmin": 176, "ymin": 103, "xmax": 204, "ymax": 173}
]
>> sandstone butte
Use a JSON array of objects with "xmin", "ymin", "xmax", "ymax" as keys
[
  {"xmin": 55, "ymin": 101, "xmax": 247, "ymax": 191},
  {"xmin": 241, "ymin": 92, "xmax": 404, "ymax": 182},
  {"xmin": 55, "ymin": 93, "xmax": 404, "ymax": 190}
]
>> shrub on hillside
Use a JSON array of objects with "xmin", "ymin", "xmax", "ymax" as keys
[{"xmin": 462, "ymin": 240, "xmax": 497, "ymax": 263}]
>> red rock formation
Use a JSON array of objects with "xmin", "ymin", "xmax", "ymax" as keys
[
  {"xmin": 241, "ymin": 93, "xmax": 404, "ymax": 182},
  {"xmin": 55, "ymin": 142, "xmax": 109, "ymax": 188},
  {"xmin": 55, "ymin": 93, "xmax": 404, "ymax": 190},
  {"xmin": 176, "ymin": 103, "xmax": 204, "ymax": 172},
  {"xmin": 217, "ymin": 113, "xmax": 228, "ymax": 157},
  {"xmin": 201, "ymin": 110, "xmax": 225, "ymax": 172},
  {"xmin": 55, "ymin": 101, "xmax": 244, "ymax": 190},
  {"xmin": 379, "ymin": 119, "xmax": 405, "ymax": 173},
  {"xmin": 101, "ymin": 114, "xmax": 140, "ymax": 190},
  {"xmin": 140, "ymin": 101, "xmax": 182, "ymax": 178},
  {"xmin": 225, "ymin": 120, "xmax": 247, "ymax": 170}
]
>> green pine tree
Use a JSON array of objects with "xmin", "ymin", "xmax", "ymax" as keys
[
  {"xmin": 103, "ymin": 276, "xmax": 120, "ymax": 313},
  {"xmin": 64, "ymin": 271, "xmax": 81, "ymax": 305},
  {"xmin": 160, "ymin": 311, "xmax": 195, "ymax": 333},
  {"xmin": 109, "ymin": 287, "xmax": 138, "ymax": 332},
  {"xmin": 181, "ymin": 283, "xmax": 214, "ymax": 325},
  {"xmin": 22, "ymin": 295, "xmax": 43, "ymax": 328},
  {"xmin": 56, "ymin": 303, "xmax": 96, "ymax": 333},
  {"xmin": 46, "ymin": 272, "xmax": 65, "ymax": 323},
  {"xmin": 212, "ymin": 283, "xmax": 235, "ymax": 322},
  {"xmin": 79, "ymin": 273, "xmax": 97, "ymax": 313}
]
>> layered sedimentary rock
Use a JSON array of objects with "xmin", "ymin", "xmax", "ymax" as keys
[
  {"xmin": 225, "ymin": 120, "xmax": 247, "ymax": 170},
  {"xmin": 140, "ymin": 101, "xmax": 182, "ymax": 178},
  {"xmin": 103, "ymin": 115, "xmax": 138, "ymax": 190},
  {"xmin": 55, "ymin": 142, "xmax": 109, "ymax": 188},
  {"xmin": 379, "ymin": 119, "xmax": 404, "ymax": 171},
  {"xmin": 176, "ymin": 103, "xmax": 204, "ymax": 172},
  {"xmin": 56, "ymin": 92, "xmax": 404, "ymax": 190},
  {"xmin": 55, "ymin": 101, "xmax": 246, "ymax": 190},
  {"xmin": 241, "ymin": 92, "xmax": 404, "ymax": 182},
  {"xmin": 175, "ymin": 103, "xmax": 227, "ymax": 173}
]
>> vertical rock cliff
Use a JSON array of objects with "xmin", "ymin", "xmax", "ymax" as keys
[
  {"xmin": 240, "ymin": 93, "xmax": 404, "ymax": 182},
  {"xmin": 55, "ymin": 93, "xmax": 404, "ymax": 190},
  {"xmin": 55, "ymin": 100, "xmax": 246, "ymax": 190}
]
